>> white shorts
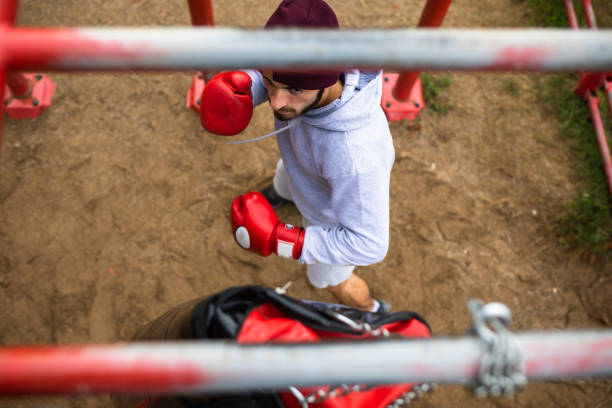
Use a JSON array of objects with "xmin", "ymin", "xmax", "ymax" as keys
[
  {"xmin": 273, "ymin": 159, "xmax": 355, "ymax": 288},
  {"xmin": 306, "ymin": 262, "xmax": 355, "ymax": 289},
  {"xmin": 273, "ymin": 159, "xmax": 293, "ymax": 201}
]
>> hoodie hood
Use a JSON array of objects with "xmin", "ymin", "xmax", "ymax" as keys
[{"xmin": 298, "ymin": 69, "xmax": 383, "ymax": 132}]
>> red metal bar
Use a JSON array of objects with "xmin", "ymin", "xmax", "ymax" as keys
[
  {"xmin": 0, "ymin": 0, "xmax": 18, "ymax": 25},
  {"xmin": 393, "ymin": 0, "xmax": 452, "ymax": 101},
  {"xmin": 564, "ymin": 0, "xmax": 579, "ymax": 30},
  {"xmin": 574, "ymin": 72, "xmax": 603, "ymax": 95},
  {"xmin": 416, "ymin": 0, "xmax": 453, "ymax": 27},
  {"xmin": 586, "ymin": 92, "xmax": 612, "ymax": 199},
  {"xmin": 6, "ymin": 70, "xmax": 31, "ymax": 97},
  {"xmin": 1, "ymin": 1, "xmax": 56, "ymax": 122},
  {"xmin": 572, "ymin": 0, "xmax": 612, "ymax": 198},
  {"xmin": 187, "ymin": 0, "xmax": 214, "ymax": 26},
  {"xmin": 0, "ymin": 65, "xmax": 5, "ymax": 148},
  {"xmin": 185, "ymin": 1, "xmax": 214, "ymax": 113},
  {"xmin": 581, "ymin": 0, "xmax": 598, "ymax": 29},
  {"xmin": 0, "ymin": 0, "xmax": 16, "ymax": 146},
  {"xmin": 392, "ymin": 71, "xmax": 420, "ymax": 101},
  {"xmin": 605, "ymin": 75, "xmax": 612, "ymax": 119}
]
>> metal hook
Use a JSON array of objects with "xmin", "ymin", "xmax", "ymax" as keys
[{"xmin": 468, "ymin": 299, "xmax": 512, "ymax": 343}]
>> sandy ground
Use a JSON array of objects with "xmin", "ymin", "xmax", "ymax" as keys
[{"xmin": 0, "ymin": 0, "xmax": 611, "ymax": 407}]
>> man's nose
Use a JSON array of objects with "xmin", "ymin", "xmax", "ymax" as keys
[{"xmin": 269, "ymin": 89, "xmax": 288, "ymax": 111}]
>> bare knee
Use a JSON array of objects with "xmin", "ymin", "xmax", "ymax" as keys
[
  {"xmin": 326, "ymin": 275, "xmax": 351, "ymax": 295},
  {"xmin": 325, "ymin": 274, "xmax": 373, "ymax": 311}
]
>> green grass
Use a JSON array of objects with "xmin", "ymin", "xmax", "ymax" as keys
[
  {"xmin": 522, "ymin": 0, "xmax": 612, "ymax": 252},
  {"xmin": 421, "ymin": 73, "xmax": 455, "ymax": 115},
  {"xmin": 537, "ymin": 75, "xmax": 612, "ymax": 251},
  {"xmin": 501, "ymin": 79, "xmax": 521, "ymax": 96},
  {"xmin": 521, "ymin": 0, "xmax": 579, "ymax": 28},
  {"xmin": 521, "ymin": 0, "xmax": 611, "ymax": 29}
]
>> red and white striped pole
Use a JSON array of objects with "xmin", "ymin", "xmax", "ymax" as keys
[
  {"xmin": 381, "ymin": 0, "xmax": 453, "ymax": 121},
  {"xmin": 185, "ymin": 0, "xmax": 215, "ymax": 113},
  {"xmin": 0, "ymin": 330, "xmax": 610, "ymax": 396},
  {"xmin": 1, "ymin": 28, "xmax": 611, "ymax": 72}
]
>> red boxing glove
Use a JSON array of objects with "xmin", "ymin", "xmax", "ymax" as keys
[
  {"xmin": 231, "ymin": 192, "xmax": 305, "ymax": 260},
  {"xmin": 200, "ymin": 71, "xmax": 253, "ymax": 136}
]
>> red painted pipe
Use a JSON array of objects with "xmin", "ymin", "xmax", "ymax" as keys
[
  {"xmin": 581, "ymin": 0, "xmax": 598, "ymax": 29},
  {"xmin": 0, "ymin": 0, "xmax": 11, "ymax": 148},
  {"xmin": 605, "ymin": 77, "xmax": 612, "ymax": 119},
  {"xmin": 0, "ymin": 0, "xmax": 18, "ymax": 25},
  {"xmin": 393, "ymin": 0, "xmax": 452, "ymax": 101},
  {"xmin": 563, "ymin": 0, "xmax": 579, "ymax": 30},
  {"xmin": 187, "ymin": 0, "xmax": 214, "ymax": 26},
  {"xmin": 6, "ymin": 70, "xmax": 31, "ymax": 97},
  {"xmin": 0, "ymin": 346, "xmax": 205, "ymax": 395},
  {"xmin": 0, "ymin": 1, "xmax": 31, "ymax": 98},
  {"xmin": 574, "ymin": 72, "xmax": 602, "ymax": 96},
  {"xmin": 392, "ymin": 71, "xmax": 420, "ymax": 102},
  {"xmin": 0, "ymin": 66, "xmax": 5, "ymax": 147},
  {"xmin": 586, "ymin": 93, "xmax": 612, "ymax": 199},
  {"xmin": 416, "ymin": 0, "xmax": 453, "ymax": 27}
]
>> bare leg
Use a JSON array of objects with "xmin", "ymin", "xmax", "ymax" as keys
[{"xmin": 327, "ymin": 273, "xmax": 375, "ymax": 311}]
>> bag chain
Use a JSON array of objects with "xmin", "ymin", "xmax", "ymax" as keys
[
  {"xmin": 287, "ymin": 309, "xmax": 433, "ymax": 407},
  {"xmin": 468, "ymin": 299, "xmax": 527, "ymax": 397},
  {"xmin": 386, "ymin": 383, "xmax": 436, "ymax": 408}
]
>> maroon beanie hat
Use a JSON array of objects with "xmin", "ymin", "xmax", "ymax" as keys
[{"xmin": 265, "ymin": 0, "xmax": 342, "ymax": 90}]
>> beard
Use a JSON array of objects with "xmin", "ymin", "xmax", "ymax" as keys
[{"xmin": 272, "ymin": 89, "xmax": 325, "ymax": 121}]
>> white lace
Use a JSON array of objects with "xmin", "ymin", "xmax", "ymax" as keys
[{"xmin": 225, "ymin": 121, "xmax": 296, "ymax": 145}]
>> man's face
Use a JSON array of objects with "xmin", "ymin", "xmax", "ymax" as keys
[{"xmin": 261, "ymin": 71, "xmax": 324, "ymax": 121}]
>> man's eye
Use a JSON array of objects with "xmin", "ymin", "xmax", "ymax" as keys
[{"xmin": 289, "ymin": 88, "xmax": 303, "ymax": 95}]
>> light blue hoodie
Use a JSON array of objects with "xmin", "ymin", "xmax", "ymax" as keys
[{"xmin": 246, "ymin": 69, "xmax": 395, "ymax": 266}]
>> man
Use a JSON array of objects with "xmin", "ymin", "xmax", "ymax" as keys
[{"xmin": 201, "ymin": 0, "xmax": 394, "ymax": 312}]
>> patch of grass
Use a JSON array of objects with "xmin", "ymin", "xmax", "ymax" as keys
[
  {"xmin": 521, "ymin": 0, "xmax": 577, "ymax": 28},
  {"xmin": 521, "ymin": 0, "xmax": 612, "ymax": 29},
  {"xmin": 502, "ymin": 79, "xmax": 521, "ymax": 96},
  {"xmin": 421, "ymin": 73, "xmax": 455, "ymax": 115},
  {"xmin": 522, "ymin": 0, "xmax": 612, "ymax": 252},
  {"xmin": 537, "ymin": 75, "xmax": 612, "ymax": 251}
]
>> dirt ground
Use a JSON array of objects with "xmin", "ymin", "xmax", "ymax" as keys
[{"xmin": 1, "ymin": 0, "xmax": 611, "ymax": 407}]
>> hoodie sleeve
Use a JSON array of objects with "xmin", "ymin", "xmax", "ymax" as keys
[
  {"xmin": 244, "ymin": 70, "xmax": 269, "ymax": 107},
  {"xmin": 299, "ymin": 167, "xmax": 391, "ymax": 266}
]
